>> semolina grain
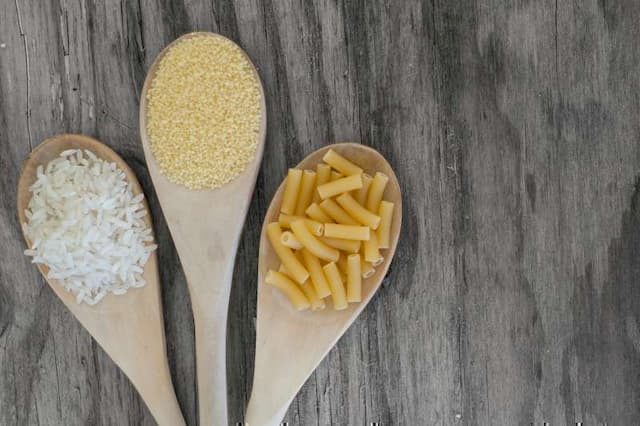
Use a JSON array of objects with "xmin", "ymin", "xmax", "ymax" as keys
[{"xmin": 146, "ymin": 35, "xmax": 262, "ymax": 189}]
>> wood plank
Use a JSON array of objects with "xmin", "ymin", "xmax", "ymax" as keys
[{"xmin": 0, "ymin": 0, "xmax": 639, "ymax": 424}]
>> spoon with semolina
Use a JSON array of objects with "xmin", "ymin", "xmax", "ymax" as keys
[{"xmin": 139, "ymin": 32, "xmax": 266, "ymax": 426}]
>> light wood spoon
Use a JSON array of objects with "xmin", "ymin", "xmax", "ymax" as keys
[
  {"xmin": 245, "ymin": 143, "xmax": 402, "ymax": 426},
  {"xmin": 16, "ymin": 134, "xmax": 185, "ymax": 426},
  {"xmin": 139, "ymin": 32, "xmax": 267, "ymax": 426}
]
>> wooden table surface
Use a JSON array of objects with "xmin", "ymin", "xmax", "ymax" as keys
[{"xmin": 1, "ymin": 1, "xmax": 639, "ymax": 425}]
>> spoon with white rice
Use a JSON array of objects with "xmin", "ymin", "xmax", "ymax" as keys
[{"xmin": 16, "ymin": 134, "xmax": 185, "ymax": 426}]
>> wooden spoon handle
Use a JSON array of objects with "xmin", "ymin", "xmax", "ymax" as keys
[
  {"xmin": 244, "ymin": 402, "xmax": 289, "ymax": 426},
  {"xmin": 193, "ymin": 302, "xmax": 231, "ymax": 426},
  {"xmin": 75, "ymin": 304, "xmax": 186, "ymax": 426},
  {"xmin": 185, "ymin": 246, "xmax": 238, "ymax": 426},
  {"xmin": 139, "ymin": 377, "xmax": 186, "ymax": 426}
]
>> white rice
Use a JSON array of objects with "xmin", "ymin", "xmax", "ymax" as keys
[{"xmin": 22, "ymin": 149, "xmax": 157, "ymax": 305}]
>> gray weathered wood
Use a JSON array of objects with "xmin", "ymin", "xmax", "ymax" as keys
[{"xmin": 1, "ymin": 0, "xmax": 639, "ymax": 424}]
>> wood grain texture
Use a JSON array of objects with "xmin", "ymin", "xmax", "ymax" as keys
[{"xmin": 1, "ymin": 0, "xmax": 639, "ymax": 425}]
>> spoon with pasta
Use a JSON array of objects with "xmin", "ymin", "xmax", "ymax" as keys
[{"xmin": 245, "ymin": 143, "xmax": 402, "ymax": 425}]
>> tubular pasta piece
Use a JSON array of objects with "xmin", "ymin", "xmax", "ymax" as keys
[
  {"xmin": 322, "ymin": 149, "xmax": 363, "ymax": 176},
  {"xmin": 336, "ymin": 192, "xmax": 381, "ymax": 230},
  {"xmin": 317, "ymin": 174, "xmax": 362, "ymax": 200},
  {"xmin": 265, "ymin": 270, "xmax": 311, "ymax": 310},
  {"xmin": 281, "ymin": 169, "xmax": 303, "ymax": 214},
  {"xmin": 322, "ymin": 262, "xmax": 348, "ymax": 310},
  {"xmin": 266, "ymin": 222, "xmax": 309, "ymax": 284},
  {"xmin": 290, "ymin": 220, "xmax": 339, "ymax": 262}
]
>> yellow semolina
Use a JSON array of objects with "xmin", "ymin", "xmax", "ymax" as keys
[{"xmin": 146, "ymin": 35, "xmax": 262, "ymax": 189}]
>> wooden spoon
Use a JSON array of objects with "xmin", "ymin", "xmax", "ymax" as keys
[
  {"xmin": 16, "ymin": 134, "xmax": 185, "ymax": 426},
  {"xmin": 245, "ymin": 143, "xmax": 402, "ymax": 425},
  {"xmin": 139, "ymin": 32, "xmax": 267, "ymax": 426}
]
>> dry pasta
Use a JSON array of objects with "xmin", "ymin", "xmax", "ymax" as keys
[
  {"xmin": 319, "ymin": 199, "xmax": 359, "ymax": 225},
  {"xmin": 366, "ymin": 172, "xmax": 389, "ymax": 212},
  {"xmin": 277, "ymin": 263, "xmax": 324, "ymax": 310},
  {"xmin": 265, "ymin": 270, "xmax": 310, "ymax": 310},
  {"xmin": 336, "ymin": 192, "xmax": 381, "ymax": 230},
  {"xmin": 305, "ymin": 203, "xmax": 334, "ymax": 223},
  {"xmin": 278, "ymin": 213, "xmax": 324, "ymax": 236},
  {"xmin": 330, "ymin": 171, "xmax": 343, "ymax": 181},
  {"xmin": 336, "ymin": 254, "xmax": 349, "ymax": 275},
  {"xmin": 363, "ymin": 232, "xmax": 382, "ymax": 264},
  {"xmin": 377, "ymin": 201, "xmax": 394, "ymax": 249},
  {"xmin": 278, "ymin": 263, "xmax": 289, "ymax": 275},
  {"xmin": 301, "ymin": 249, "xmax": 332, "ymax": 298},
  {"xmin": 266, "ymin": 222, "xmax": 309, "ymax": 284},
  {"xmin": 281, "ymin": 169, "xmax": 303, "ymax": 215},
  {"xmin": 320, "ymin": 236, "xmax": 361, "ymax": 253},
  {"xmin": 290, "ymin": 220, "xmax": 339, "ymax": 262},
  {"xmin": 324, "ymin": 223, "xmax": 371, "ymax": 241},
  {"xmin": 265, "ymin": 148, "xmax": 397, "ymax": 311},
  {"xmin": 346, "ymin": 254, "xmax": 362, "ymax": 302},
  {"xmin": 361, "ymin": 259, "xmax": 375, "ymax": 279},
  {"xmin": 323, "ymin": 149, "xmax": 363, "ymax": 176},
  {"xmin": 317, "ymin": 174, "xmax": 363, "ymax": 199},
  {"xmin": 322, "ymin": 262, "xmax": 348, "ymax": 310},
  {"xmin": 314, "ymin": 164, "xmax": 332, "ymax": 202},
  {"xmin": 280, "ymin": 231, "xmax": 303, "ymax": 250},
  {"xmin": 295, "ymin": 170, "xmax": 316, "ymax": 216},
  {"xmin": 300, "ymin": 281, "xmax": 326, "ymax": 310},
  {"xmin": 355, "ymin": 173, "xmax": 373, "ymax": 205}
]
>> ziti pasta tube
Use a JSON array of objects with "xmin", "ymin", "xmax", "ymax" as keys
[
  {"xmin": 314, "ymin": 163, "xmax": 332, "ymax": 202},
  {"xmin": 355, "ymin": 173, "xmax": 373, "ymax": 205},
  {"xmin": 322, "ymin": 262, "xmax": 348, "ymax": 310},
  {"xmin": 305, "ymin": 203, "xmax": 334, "ymax": 223},
  {"xmin": 322, "ymin": 149, "xmax": 363, "ymax": 176},
  {"xmin": 346, "ymin": 254, "xmax": 362, "ymax": 302},
  {"xmin": 278, "ymin": 263, "xmax": 290, "ymax": 275},
  {"xmin": 295, "ymin": 170, "xmax": 317, "ymax": 216},
  {"xmin": 377, "ymin": 201, "xmax": 394, "ymax": 249},
  {"xmin": 290, "ymin": 220, "xmax": 339, "ymax": 262},
  {"xmin": 336, "ymin": 192, "xmax": 381, "ymax": 230},
  {"xmin": 363, "ymin": 232, "xmax": 382, "ymax": 264},
  {"xmin": 365, "ymin": 172, "xmax": 389, "ymax": 212},
  {"xmin": 361, "ymin": 259, "xmax": 375, "ymax": 279},
  {"xmin": 281, "ymin": 168, "xmax": 303, "ymax": 214},
  {"xmin": 320, "ymin": 236, "xmax": 361, "ymax": 253},
  {"xmin": 330, "ymin": 171, "xmax": 343, "ymax": 181},
  {"xmin": 266, "ymin": 222, "xmax": 309, "ymax": 284},
  {"xmin": 324, "ymin": 223, "xmax": 371, "ymax": 241},
  {"xmin": 280, "ymin": 231, "xmax": 303, "ymax": 250},
  {"xmin": 319, "ymin": 199, "xmax": 359, "ymax": 225},
  {"xmin": 278, "ymin": 214, "xmax": 324, "ymax": 236},
  {"xmin": 265, "ymin": 270, "xmax": 310, "ymax": 310},
  {"xmin": 317, "ymin": 174, "xmax": 363, "ymax": 200},
  {"xmin": 300, "ymin": 281, "xmax": 326, "ymax": 311},
  {"xmin": 336, "ymin": 254, "xmax": 349, "ymax": 275},
  {"xmin": 301, "ymin": 249, "xmax": 331, "ymax": 298}
]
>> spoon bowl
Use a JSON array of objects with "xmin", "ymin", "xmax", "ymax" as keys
[
  {"xmin": 16, "ymin": 134, "xmax": 185, "ymax": 426},
  {"xmin": 139, "ymin": 32, "xmax": 267, "ymax": 426},
  {"xmin": 245, "ymin": 143, "xmax": 402, "ymax": 426}
]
